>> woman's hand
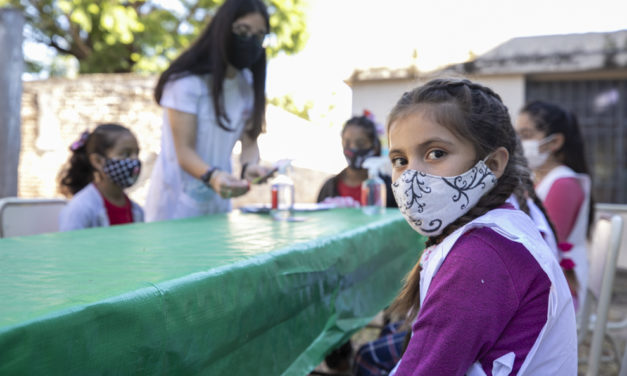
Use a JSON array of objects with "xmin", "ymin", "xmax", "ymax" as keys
[
  {"xmin": 243, "ymin": 164, "xmax": 275, "ymax": 184},
  {"xmin": 210, "ymin": 170, "xmax": 250, "ymax": 198}
]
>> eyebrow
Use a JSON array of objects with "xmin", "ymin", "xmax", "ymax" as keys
[{"xmin": 389, "ymin": 137, "xmax": 455, "ymax": 155}]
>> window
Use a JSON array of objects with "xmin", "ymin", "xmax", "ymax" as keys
[{"xmin": 526, "ymin": 79, "xmax": 627, "ymax": 204}]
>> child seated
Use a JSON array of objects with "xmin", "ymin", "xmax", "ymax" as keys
[
  {"xmin": 59, "ymin": 123, "xmax": 144, "ymax": 231},
  {"xmin": 317, "ymin": 112, "xmax": 396, "ymax": 208},
  {"xmin": 386, "ymin": 79, "xmax": 576, "ymax": 375}
]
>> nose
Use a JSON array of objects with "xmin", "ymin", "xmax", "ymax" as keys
[{"xmin": 407, "ymin": 159, "xmax": 426, "ymax": 173}]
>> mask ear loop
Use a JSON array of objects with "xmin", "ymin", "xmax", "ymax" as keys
[
  {"xmin": 481, "ymin": 151, "xmax": 499, "ymax": 175},
  {"xmin": 539, "ymin": 134, "xmax": 557, "ymax": 147}
]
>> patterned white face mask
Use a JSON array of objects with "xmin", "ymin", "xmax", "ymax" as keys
[{"xmin": 392, "ymin": 158, "xmax": 497, "ymax": 236}]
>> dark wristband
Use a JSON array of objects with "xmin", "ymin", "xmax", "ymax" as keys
[
  {"xmin": 201, "ymin": 167, "xmax": 220, "ymax": 188},
  {"xmin": 240, "ymin": 163, "xmax": 249, "ymax": 180}
]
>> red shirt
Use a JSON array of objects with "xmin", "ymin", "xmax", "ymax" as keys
[
  {"xmin": 102, "ymin": 194, "xmax": 133, "ymax": 226},
  {"xmin": 337, "ymin": 180, "xmax": 362, "ymax": 203}
]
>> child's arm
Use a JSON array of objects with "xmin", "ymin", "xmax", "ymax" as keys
[{"xmin": 395, "ymin": 229, "xmax": 548, "ymax": 375}]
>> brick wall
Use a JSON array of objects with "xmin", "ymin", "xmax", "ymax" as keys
[{"xmin": 18, "ymin": 73, "xmax": 333, "ymax": 208}]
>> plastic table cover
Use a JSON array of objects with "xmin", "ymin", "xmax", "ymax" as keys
[{"xmin": 0, "ymin": 208, "xmax": 423, "ymax": 375}]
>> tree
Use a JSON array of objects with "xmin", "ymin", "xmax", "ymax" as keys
[
  {"xmin": 0, "ymin": 0, "xmax": 308, "ymax": 74},
  {"xmin": 268, "ymin": 94, "xmax": 312, "ymax": 120}
]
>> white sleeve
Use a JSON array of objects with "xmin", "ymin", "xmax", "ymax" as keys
[
  {"xmin": 160, "ymin": 75, "xmax": 204, "ymax": 114},
  {"xmin": 58, "ymin": 201, "xmax": 91, "ymax": 231}
]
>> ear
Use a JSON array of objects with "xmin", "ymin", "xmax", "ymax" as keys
[
  {"xmin": 88, "ymin": 153, "xmax": 106, "ymax": 172},
  {"xmin": 486, "ymin": 146, "xmax": 509, "ymax": 179},
  {"xmin": 547, "ymin": 133, "xmax": 565, "ymax": 153}
]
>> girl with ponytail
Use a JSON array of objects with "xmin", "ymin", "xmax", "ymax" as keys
[
  {"xmin": 386, "ymin": 79, "xmax": 576, "ymax": 375},
  {"xmin": 58, "ymin": 124, "xmax": 144, "ymax": 231},
  {"xmin": 517, "ymin": 100, "xmax": 593, "ymax": 309}
]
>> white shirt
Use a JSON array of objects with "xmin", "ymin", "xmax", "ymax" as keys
[
  {"xmin": 59, "ymin": 183, "xmax": 144, "ymax": 231},
  {"xmin": 144, "ymin": 71, "xmax": 254, "ymax": 221}
]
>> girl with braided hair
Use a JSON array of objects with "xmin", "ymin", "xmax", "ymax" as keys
[{"xmin": 386, "ymin": 79, "xmax": 576, "ymax": 375}]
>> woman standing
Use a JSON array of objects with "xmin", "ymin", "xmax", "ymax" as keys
[{"xmin": 146, "ymin": 0, "xmax": 272, "ymax": 221}]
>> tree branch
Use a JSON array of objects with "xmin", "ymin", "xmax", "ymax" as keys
[
  {"xmin": 64, "ymin": 12, "xmax": 92, "ymax": 60},
  {"xmin": 48, "ymin": 38, "xmax": 73, "ymax": 55}
]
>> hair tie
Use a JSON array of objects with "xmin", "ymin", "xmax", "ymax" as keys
[
  {"xmin": 70, "ymin": 130, "xmax": 90, "ymax": 151},
  {"xmin": 363, "ymin": 109, "xmax": 385, "ymax": 136}
]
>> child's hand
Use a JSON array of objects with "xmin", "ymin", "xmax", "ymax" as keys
[
  {"xmin": 210, "ymin": 170, "xmax": 250, "ymax": 198},
  {"xmin": 321, "ymin": 196, "xmax": 361, "ymax": 208}
]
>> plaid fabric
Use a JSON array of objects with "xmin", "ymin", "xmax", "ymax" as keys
[
  {"xmin": 353, "ymin": 322, "xmax": 407, "ymax": 376},
  {"xmin": 103, "ymin": 158, "xmax": 141, "ymax": 188}
]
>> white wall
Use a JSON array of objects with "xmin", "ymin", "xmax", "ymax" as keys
[
  {"xmin": 350, "ymin": 80, "xmax": 419, "ymax": 125},
  {"xmin": 350, "ymin": 74, "xmax": 526, "ymax": 125},
  {"xmin": 470, "ymin": 75, "xmax": 526, "ymax": 120}
]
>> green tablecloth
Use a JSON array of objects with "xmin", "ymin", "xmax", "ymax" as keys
[{"xmin": 0, "ymin": 208, "xmax": 422, "ymax": 375}]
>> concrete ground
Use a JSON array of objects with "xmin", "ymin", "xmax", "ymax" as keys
[{"xmin": 579, "ymin": 268, "xmax": 627, "ymax": 376}]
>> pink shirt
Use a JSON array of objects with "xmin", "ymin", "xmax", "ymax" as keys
[{"xmin": 542, "ymin": 177, "xmax": 585, "ymax": 243}]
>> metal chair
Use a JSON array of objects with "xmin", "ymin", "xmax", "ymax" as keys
[
  {"xmin": 0, "ymin": 197, "xmax": 67, "ymax": 238},
  {"xmin": 577, "ymin": 214, "xmax": 624, "ymax": 376}
]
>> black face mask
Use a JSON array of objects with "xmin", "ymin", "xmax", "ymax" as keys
[
  {"xmin": 344, "ymin": 148, "xmax": 376, "ymax": 170},
  {"xmin": 229, "ymin": 32, "xmax": 264, "ymax": 69}
]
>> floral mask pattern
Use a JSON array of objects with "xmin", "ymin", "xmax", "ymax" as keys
[{"xmin": 392, "ymin": 158, "xmax": 497, "ymax": 236}]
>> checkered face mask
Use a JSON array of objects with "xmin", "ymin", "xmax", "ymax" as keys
[{"xmin": 103, "ymin": 158, "xmax": 141, "ymax": 188}]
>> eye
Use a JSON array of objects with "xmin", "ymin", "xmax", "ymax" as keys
[
  {"xmin": 426, "ymin": 149, "xmax": 446, "ymax": 160},
  {"xmin": 391, "ymin": 157, "xmax": 407, "ymax": 168}
]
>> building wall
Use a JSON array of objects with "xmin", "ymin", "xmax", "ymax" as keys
[
  {"xmin": 468, "ymin": 74, "xmax": 526, "ymax": 117},
  {"xmin": 18, "ymin": 74, "xmax": 334, "ymax": 209},
  {"xmin": 350, "ymin": 80, "xmax": 419, "ymax": 125},
  {"xmin": 19, "ymin": 74, "xmax": 162, "ymax": 205},
  {"xmin": 350, "ymin": 74, "xmax": 526, "ymax": 125}
]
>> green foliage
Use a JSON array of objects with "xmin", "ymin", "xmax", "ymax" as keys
[
  {"xmin": 4, "ymin": 0, "xmax": 308, "ymax": 74},
  {"xmin": 268, "ymin": 95, "xmax": 312, "ymax": 121}
]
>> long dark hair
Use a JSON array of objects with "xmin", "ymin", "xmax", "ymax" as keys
[
  {"xmin": 520, "ymin": 100, "xmax": 595, "ymax": 237},
  {"xmin": 154, "ymin": 0, "xmax": 269, "ymax": 140},
  {"xmin": 59, "ymin": 123, "xmax": 132, "ymax": 196},
  {"xmin": 387, "ymin": 78, "xmax": 548, "ymax": 321},
  {"xmin": 342, "ymin": 114, "xmax": 382, "ymax": 155}
]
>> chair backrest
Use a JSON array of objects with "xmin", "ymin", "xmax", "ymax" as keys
[
  {"xmin": 0, "ymin": 197, "xmax": 67, "ymax": 238},
  {"xmin": 582, "ymin": 214, "xmax": 624, "ymax": 376}
]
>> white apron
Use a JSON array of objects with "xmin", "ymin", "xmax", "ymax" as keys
[
  {"xmin": 393, "ymin": 208, "xmax": 577, "ymax": 375},
  {"xmin": 535, "ymin": 165, "xmax": 591, "ymax": 308},
  {"xmin": 506, "ymin": 196, "xmax": 559, "ymax": 260}
]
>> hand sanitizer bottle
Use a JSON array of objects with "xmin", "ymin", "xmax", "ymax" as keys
[
  {"xmin": 361, "ymin": 161, "xmax": 386, "ymax": 215},
  {"xmin": 270, "ymin": 161, "xmax": 294, "ymax": 220}
]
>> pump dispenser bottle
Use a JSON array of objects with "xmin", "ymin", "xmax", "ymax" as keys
[
  {"xmin": 270, "ymin": 161, "xmax": 294, "ymax": 220},
  {"xmin": 361, "ymin": 160, "xmax": 386, "ymax": 215}
]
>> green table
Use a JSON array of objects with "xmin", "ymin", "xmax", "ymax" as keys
[{"xmin": 0, "ymin": 208, "xmax": 422, "ymax": 375}]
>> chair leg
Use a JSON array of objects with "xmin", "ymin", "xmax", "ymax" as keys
[{"xmin": 620, "ymin": 344, "xmax": 627, "ymax": 376}]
